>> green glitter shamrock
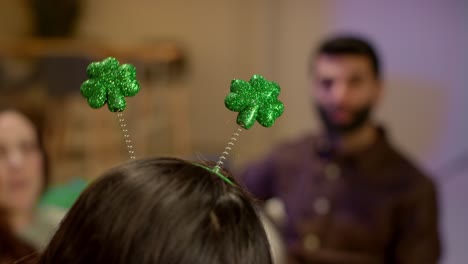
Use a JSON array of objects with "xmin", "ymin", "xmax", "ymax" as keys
[
  {"xmin": 80, "ymin": 57, "xmax": 140, "ymax": 112},
  {"xmin": 225, "ymin": 74, "xmax": 284, "ymax": 129}
]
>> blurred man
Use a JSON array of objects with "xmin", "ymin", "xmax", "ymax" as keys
[{"xmin": 241, "ymin": 35, "xmax": 440, "ymax": 264}]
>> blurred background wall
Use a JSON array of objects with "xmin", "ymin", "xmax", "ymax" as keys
[{"xmin": 0, "ymin": 0, "xmax": 466, "ymax": 263}]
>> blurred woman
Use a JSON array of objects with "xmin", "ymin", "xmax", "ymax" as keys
[
  {"xmin": 38, "ymin": 157, "xmax": 272, "ymax": 264},
  {"xmin": 0, "ymin": 104, "xmax": 64, "ymax": 250}
]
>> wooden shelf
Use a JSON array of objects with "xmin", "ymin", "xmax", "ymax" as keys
[{"xmin": 0, "ymin": 37, "xmax": 184, "ymax": 64}]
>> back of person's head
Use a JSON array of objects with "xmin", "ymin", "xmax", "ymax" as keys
[
  {"xmin": 313, "ymin": 34, "xmax": 381, "ymax": 79},
  {"xmin": 37, "ymin": 157, "xmax": 272, "ymax": 264}
]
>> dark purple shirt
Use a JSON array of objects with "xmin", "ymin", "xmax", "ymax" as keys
[{"xmin": 240, "ymin": 129, "xmax": 440, "ymax": 264}]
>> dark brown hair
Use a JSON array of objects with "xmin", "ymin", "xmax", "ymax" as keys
[
  {"xmin": 313, "ymin": 34, "xmax": 381, "ymax": 79},
  {"xmin": 37, "ymin": 157, "xmax": 272, "ymax": 264},
  {"xmin": 0, "ymin": 211, "xmax": 36, "ymax": 264}
]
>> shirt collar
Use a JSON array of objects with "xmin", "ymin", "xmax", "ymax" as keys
[{"xmin": 313, "ymin": 126, "xmax": 393, "ymax": 174}]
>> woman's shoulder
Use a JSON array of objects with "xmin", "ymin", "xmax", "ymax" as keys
[
  {"xmin": 36, "ymin": 205, "xmax": 67, "ymax": 226},
  {"xmin": 20, "ymin": 206, "xmax": 67, "ymax": 250}
]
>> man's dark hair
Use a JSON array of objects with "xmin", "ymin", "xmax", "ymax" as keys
[
  {"xmin": 37, "ymin": 157, "xmax": 272, "ymax": 264},
  {"xmin": 314, "ymin": 35, "xmax": 381, "ymax": 78}
]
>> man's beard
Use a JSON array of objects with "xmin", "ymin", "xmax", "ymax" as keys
[{"xmin": 316, "ymin": 103, "xmax": 372, "ymax": 135}]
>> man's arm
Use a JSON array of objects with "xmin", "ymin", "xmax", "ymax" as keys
[{"xmin": 392, "ymin": 179, "xmax": 441, "ymax": 264}]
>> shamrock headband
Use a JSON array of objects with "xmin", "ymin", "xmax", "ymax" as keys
[
  {"xmin": 80, "ymin": 57, "xmax": 284, "ymax": 185},
  {"xmin": 80, "ymin": 57, "xmax": 140, "ymax": 159}
]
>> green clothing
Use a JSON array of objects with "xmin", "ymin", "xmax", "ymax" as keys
[{"xmin": 18, "ymin": 178, "xmax": 87, "ymax": 249}]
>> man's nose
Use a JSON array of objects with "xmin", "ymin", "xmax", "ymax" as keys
[{"xmin": 329, "ymin": 83, "xmax": 349, "ymax": 105}]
